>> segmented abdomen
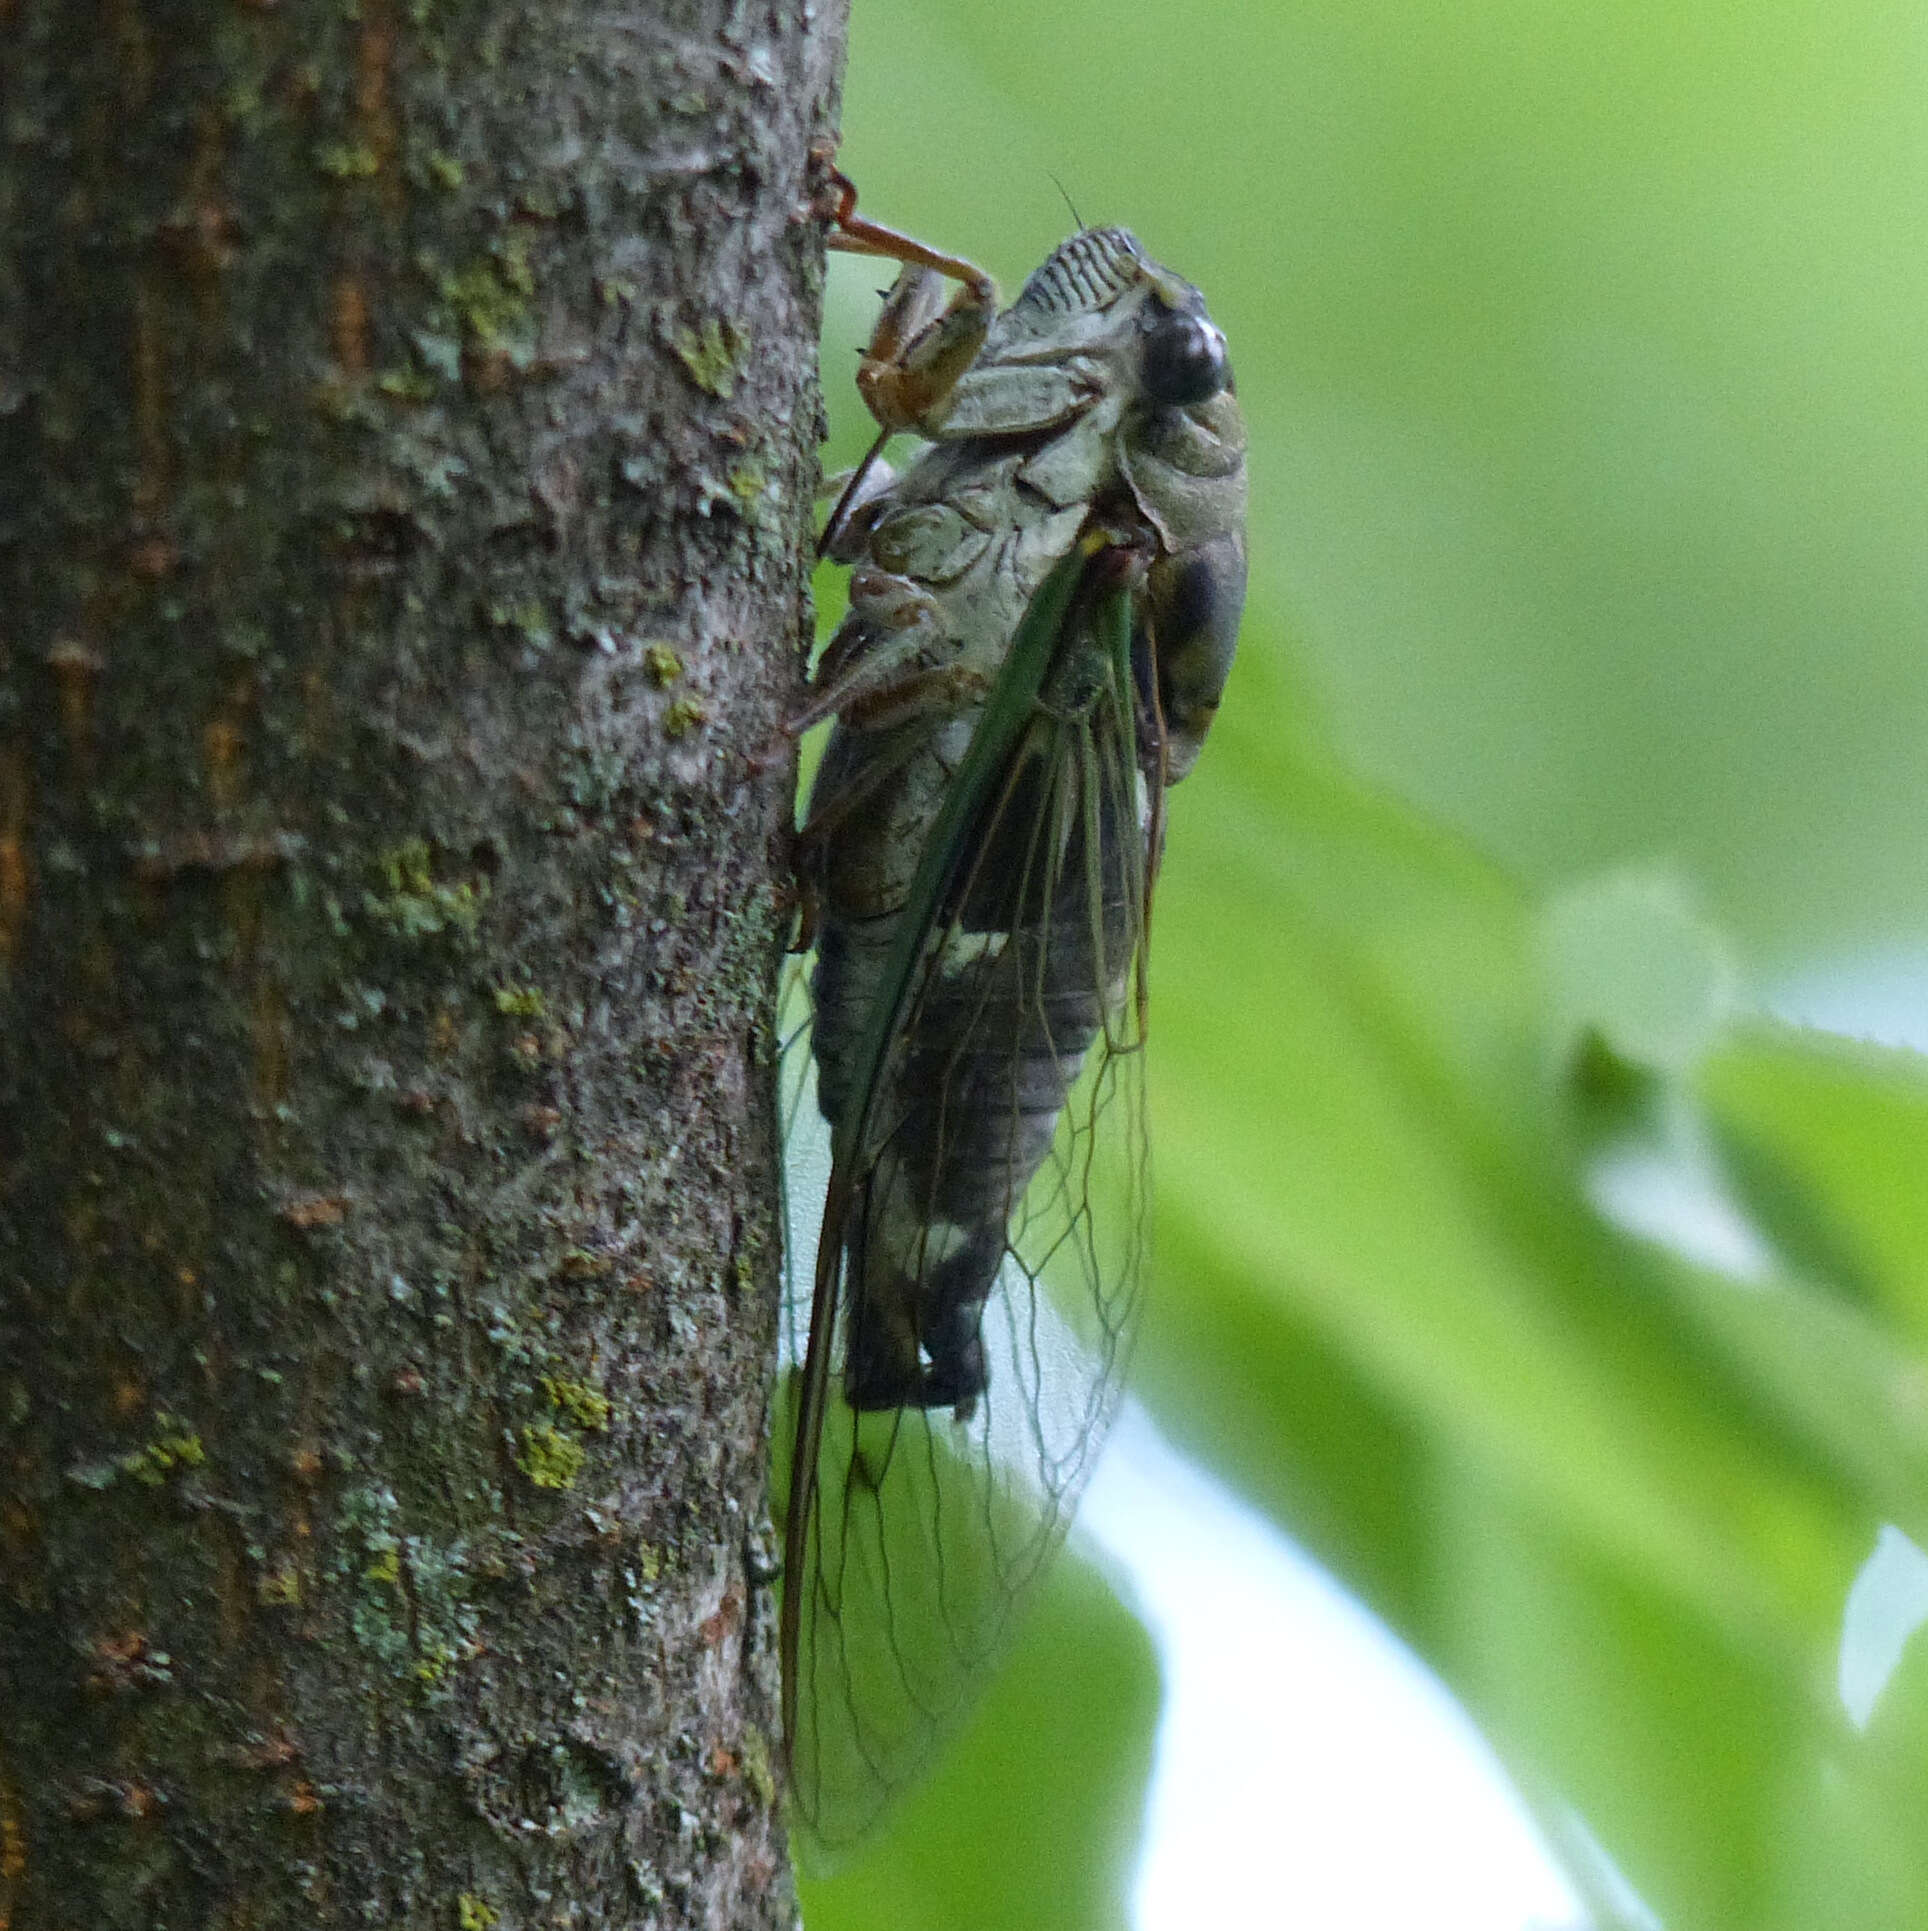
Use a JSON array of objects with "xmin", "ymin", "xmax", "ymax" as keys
[{"xmin": 809, "ymin": 730, "xmax": 1137, "ymax": 1413}]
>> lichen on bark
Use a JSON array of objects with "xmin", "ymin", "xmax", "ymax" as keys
[{"xmin": 0, "ymin": 0, "xmax": 846, "ymax": 1924}]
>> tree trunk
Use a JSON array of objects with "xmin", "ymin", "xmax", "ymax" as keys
[{"xmin": 0, "ymin": 1, "xmax": 843, "ymax": 1925}]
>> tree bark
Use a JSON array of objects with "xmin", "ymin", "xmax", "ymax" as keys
[{"xmin": 0, "ymin": 1, "xmax": 843, "ymax": 1925}]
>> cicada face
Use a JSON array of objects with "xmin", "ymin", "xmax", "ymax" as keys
[{"xmin": 778, "ymin": 182, "xmax": 1246, "ymax": 1856}]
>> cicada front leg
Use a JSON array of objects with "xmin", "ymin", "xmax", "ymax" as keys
[
  {"xmin": 823, "ymin": 169, "xmax": 999, "ymax": 435},
  {"xmin": 819, "ymin": 173, "xmax": 1001, "ymax": 556}
]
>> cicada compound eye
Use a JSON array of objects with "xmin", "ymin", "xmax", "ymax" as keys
[{"xmin": 1141, "ymin": 305, "xmax": 1229, "ymax": 407}]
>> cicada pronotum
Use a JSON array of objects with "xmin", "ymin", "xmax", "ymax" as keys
[{"xmin": 775, "ymin": 173, "xmax": 1247, "ymax": 1853}]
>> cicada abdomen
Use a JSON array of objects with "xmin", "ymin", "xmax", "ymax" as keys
[
  {"xmin": 777, "ymin": 180, "xmax": 1245, "ymax": 1854},
  {"xmin": 814, "ymin": 584, "xmax": 1148, "ymax": 1412}
]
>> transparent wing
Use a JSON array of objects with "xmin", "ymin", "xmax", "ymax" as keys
[{"xmin": 775, "ymin": 548, "xmax": 1157, "ymax": 1858}]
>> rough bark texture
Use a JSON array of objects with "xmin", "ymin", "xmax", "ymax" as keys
[{"xmin": 0, "ymin": 1, "xmax": 844, "ymax": 1925}]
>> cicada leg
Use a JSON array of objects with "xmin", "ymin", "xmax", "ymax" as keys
[
  {"xmin": 823, "ymin": 170, "xmax": 999, "ymax": 429},
  {"xmin": 819, "ymin": 171, "xmax": 1002, "ymax": 552}
]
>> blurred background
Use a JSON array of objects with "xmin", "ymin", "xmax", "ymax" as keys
[{"xmin": 797, "ymin": 1, "xmax": 1928, "ymax": 1925}]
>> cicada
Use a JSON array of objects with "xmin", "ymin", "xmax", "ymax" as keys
[{"xmin": 776, "ymin": 174, "xmax": 1246, "ymax": 1852}]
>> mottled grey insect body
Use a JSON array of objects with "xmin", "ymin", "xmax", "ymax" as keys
[
  {"xmin": 804, "ymin": 219, "xmax": 1246, "ymax": 1410},
  {"xmin": 779, "ymin": 183, "xmax": 1248, "ymax": 1848}
]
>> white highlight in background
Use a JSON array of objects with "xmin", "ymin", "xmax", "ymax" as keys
[
  {"xmin": 1771, "ymin": 956, "xmax": 1928, "ymax": 1736},
  {"xmin": 1081, "ymin": 1406, "xmax": 1584, "ymax": 1931},
  {"xmin": 1841, "ymin": 1526, "xmax": 1928, "ymax": 1731}
]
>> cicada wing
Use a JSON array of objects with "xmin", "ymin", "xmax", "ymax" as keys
[
  {"xmin": 776, "ymin": 956, "xmax": 828, "ymax": 1336},
  {"xmin": 776, "ymin": 550, "xmax": 1154, "ymax": 1857}
]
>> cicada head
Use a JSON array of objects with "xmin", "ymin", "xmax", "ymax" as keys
[
  {"xmin": 1139, "ymin": 266, "xmax": 1233, "ymax": 407},
  {"xmin": 989, "ymin": 229, "xmax": 1234, "ymax": 414}
]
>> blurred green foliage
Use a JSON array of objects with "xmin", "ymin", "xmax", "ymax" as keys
[{"xmin": 797, "ymin": 2, "xmax": 1928, "ymax": 1926}]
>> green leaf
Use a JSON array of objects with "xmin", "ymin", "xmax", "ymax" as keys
[
  {"xmin": 1704, "ymin": 1024, "xmax": 1928, "ymax": 1347},
  {"xmin": 799, "ymin": 1539, "xmax": 1158, "ymax": 1931},
  {"xmin": 1136, "ymin": 730, "xmax": 1928, "ymax": 1930}
]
